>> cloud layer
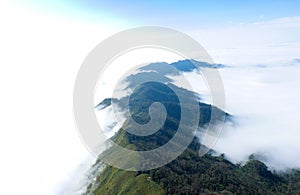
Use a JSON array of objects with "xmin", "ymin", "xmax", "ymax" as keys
[
  {"xmin": 96, "ymin": 60, "xmax": 300, "ymax": 171},
  {"xmin": 211, "ymin": 63, "xmax": 300, "ymax": 170}
]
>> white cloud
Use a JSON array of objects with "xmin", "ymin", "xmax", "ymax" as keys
[
  {"xmin": 1, "ymin": 1, "xmax": 300, "ymax": 193},
  {"xmin": 166, "ymin": 62, "xmax": 300, "ymax": 170},
  {"xmin": 190, "ymin": 16, "xmax": 300, "ymax": 66},
  {"xmin": 0, "ymin": 2, "xmax": 122, "ymax": 194},
  {"xmin": 213, "ymin": 65, "xmax": 300, "ymax": 170},
  {"xmin": 259, "ymin": 16, "xmax": 300, "ymax": 28}
]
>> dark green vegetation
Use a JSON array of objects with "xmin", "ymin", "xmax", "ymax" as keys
[
  {"xmin": 87, "ymin": 129, "xmax": 300, "ymax": 194},
  {"xmin": 89, "ymin": 166, "xmax": 165, "ymax": 195},
  {"xmin": 89, "ymin": 61, "xmax": 300, "ymax": 194}
]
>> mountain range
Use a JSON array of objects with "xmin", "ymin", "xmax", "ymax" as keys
[{"xmin": 86, "ymin": 60, "xmax": 300, "ymax": 194}]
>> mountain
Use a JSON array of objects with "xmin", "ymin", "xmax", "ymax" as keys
[
  {"xmin": 95, "ymin": 98, "xmax": 118, "ymax": 110},
  {"xmin": 87, "ymin": 60, "xmax": 300, "ymax": 194},
  {"xmin": 136, "ymin": 60, "xmax": 227, "ymax": 76}
]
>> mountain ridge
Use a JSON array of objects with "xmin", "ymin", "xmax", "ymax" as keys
[{"xmin": 87, "ymin": 59, "xmax": 300, "ymax": 194}]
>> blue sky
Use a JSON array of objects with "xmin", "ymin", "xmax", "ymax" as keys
[{"xmin": 25, "ymin": 0, "xmax": 300, "ymax": 28}]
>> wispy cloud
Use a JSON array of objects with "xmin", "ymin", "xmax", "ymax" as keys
[
  {"xmin": 258, "ymin": 16, "xmax": 300, "ymax": 28},
  {"xmin": 191, "ymin": 16, "xmax": 300, "ymax": 66}
]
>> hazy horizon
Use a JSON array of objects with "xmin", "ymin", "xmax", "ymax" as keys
[{"xmin": 1, "ymin": 1, "xmax": 300, "ymax": 194}]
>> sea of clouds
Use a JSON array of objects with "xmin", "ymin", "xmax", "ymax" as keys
[
  {"xmin": 214, "ymin": 62, "xmax": 300, "ymax": 170},
  {"xmin": 177, "ymin": 60, "xmax": 300, "ymax": 170},
  {"xmin": 95, "ymin": 59, "xmax": 300, "ymax": 171}
]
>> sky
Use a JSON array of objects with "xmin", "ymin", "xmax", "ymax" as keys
[
  {"xmin": 23, "ymin": 0, "xmax": 300, "ymax": 27},
  {"xmin": 0, "ymin": 0, "xmax": 300, "ymax": 194},
  {"xmin": 13, "ymin": 0, "xmax": 300, "ymax": 65},
  {"xmin": 96, "ymin": 0, "xmax": 300, "ymax": 29}
]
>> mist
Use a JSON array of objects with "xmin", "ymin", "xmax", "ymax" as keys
[
  {"xmin": 179, "ymin": 61, "xmax": 300, "ymax": 170},
  {"xmin": 95, "ymin": 59, "xmax": 300, "ymax": 171},
  {"xmin": 212, "ymin": 63, "xmax": 300, "ymax": 170}
]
